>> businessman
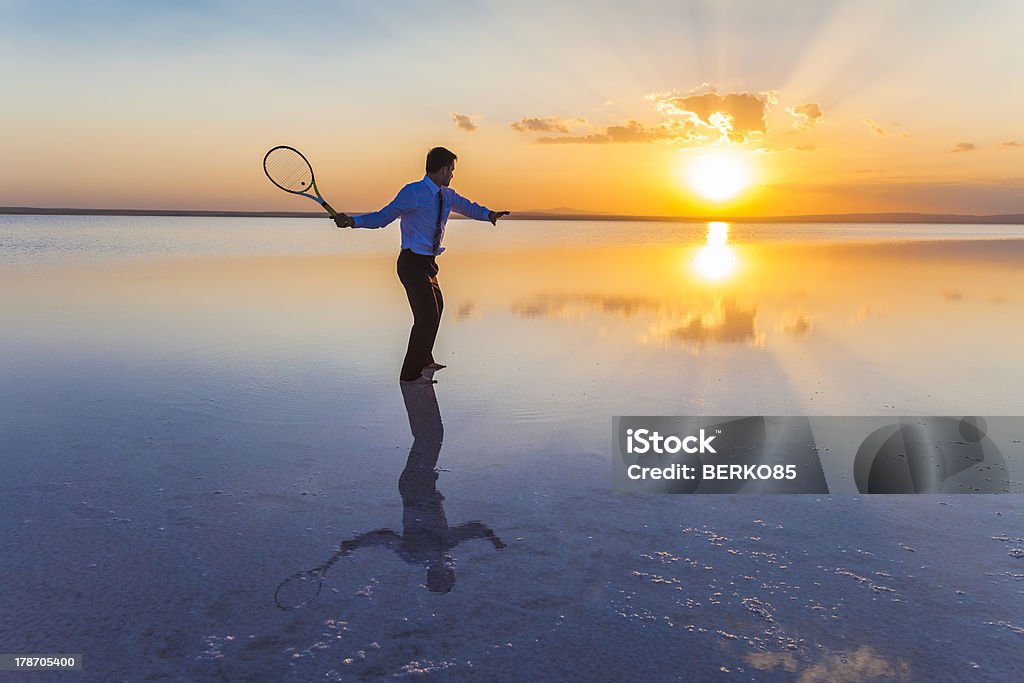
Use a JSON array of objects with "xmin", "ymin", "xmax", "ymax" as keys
[{"xmin": 334, "ymin": 147, "xmax": 509, "ymax": 384}]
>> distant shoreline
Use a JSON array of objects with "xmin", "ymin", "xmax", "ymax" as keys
[{"xmin": 2, "ymin": 206, "xmax": 1023, "ymax": 225}]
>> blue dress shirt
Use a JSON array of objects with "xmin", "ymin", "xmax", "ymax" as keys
[{"xmin": 352, "ymin": 175, "xmax": 492, "ymax": 255}]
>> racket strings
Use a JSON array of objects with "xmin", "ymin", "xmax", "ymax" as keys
[
  {"xmin": 265, "ymin": 148, "xmax": 314, "ymax": 193},
  {"xmin": 274, "ymin": 571, "xmax": 324, "ymax": 610}
]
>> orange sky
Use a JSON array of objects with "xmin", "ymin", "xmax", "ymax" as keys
[{"xmin": 2, "ymin": 1, "xmax": 1023, "ymax": 217}]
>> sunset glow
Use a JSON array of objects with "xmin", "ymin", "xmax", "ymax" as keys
[
  {"xmin": 685, "ymin": 152, "xmax": 753, "ymax": 202},
  {"xmin": 0, "ymin": 2, "xmax": 1022, "ymax": 217}
]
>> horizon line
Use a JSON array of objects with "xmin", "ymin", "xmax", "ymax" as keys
[{"xmin": 2, "ymin": 206, "xmax": 1024, "ymax": 225}]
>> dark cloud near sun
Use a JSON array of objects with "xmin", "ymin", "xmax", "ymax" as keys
[
  {"xmin": 518, "ymin": 87, "xmax": 778, "ymax": 145},
  {"xmin": 949, "ymin": 142, "xmax": 976, "ymax": 153},
  {"xmin": 451, "ymin": 113, "xmax": 478, "ymax": 132},
  {"xmin": 536, "ymin": 119, "xmax": 697, "ymax": 145},
  {"xmin": 510, "ymin": 116, "xmax": 581, "ymax": 134},
  {"xmin": 1001, "ymin": 141, "xmax": 1022, "ymax": 148},
  {"xmin": 788, "ymin": 102, "xmax": 823, "ymax": 130},
  {"xmin": 513, "ymin": 88, "xmax": 839, "ymax": 148},
  {"xmin": 652, "ymin": 90, "xmax": 773, "ymax": 143}
]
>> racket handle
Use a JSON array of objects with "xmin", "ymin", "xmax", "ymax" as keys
[{"xmin": 320, "ymin": 200, "xmax": 338, "ymax": 218}]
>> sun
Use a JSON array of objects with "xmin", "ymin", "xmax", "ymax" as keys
[{"xmin": 684, "ymin": 151, "xmax": 753, "ymax": 202}]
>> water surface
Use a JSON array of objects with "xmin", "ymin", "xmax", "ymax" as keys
[{"xmin": 2, "ymin": 217, "xmax": 1023, "ymax": 680}]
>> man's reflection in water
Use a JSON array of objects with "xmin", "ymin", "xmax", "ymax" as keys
[
  {"xmin": 276, "ymin": 384, "xmax": 504, "ymax": 607},
  {"xmin": 397, "ymin": 383, "xmax": 506, "ymax": 591}
]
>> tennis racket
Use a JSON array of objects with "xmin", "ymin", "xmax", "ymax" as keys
[
  {"xmin": 274, "ymin": 531, "xmax": 398, "ymax": 609},
  {"xmin": 274, "ymin": 565, "xmax": 331, "ymax": 611},
  {"xmin": 274, "ymin": 538, "xmax": 361, "ymax": 610},
  {"xmin": 263, "ymin": 145, "xmax": 337, "ymax": 218}
]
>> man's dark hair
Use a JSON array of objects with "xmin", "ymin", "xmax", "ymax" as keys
[{"xmin": 425, "ymin": 147, "xmax": 457, "ymax": 174}]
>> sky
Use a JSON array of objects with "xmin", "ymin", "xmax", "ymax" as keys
[{"xmin": 2, "ymin": 0, "xmax": 1023, "ymax": 217}]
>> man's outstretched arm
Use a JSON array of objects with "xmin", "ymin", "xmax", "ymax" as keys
[
  {"xmin": 449, "ymin": 191, "xmax": 510, "ymax": 225},
  {"xmin": 334, "ymin": 185, "xmax": 414, "ymax": 230},
  {"xmin": 452, "ymin": 521, "xmax": 506, "ymax": 549},
  {"xmin": 339, "ymin": 529, "xmax": 401, "ymax": 554}
]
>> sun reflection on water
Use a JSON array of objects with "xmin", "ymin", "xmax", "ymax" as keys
[{"xmin": 692, "ymin": 221, "xmax": 739, "ymax": 282}]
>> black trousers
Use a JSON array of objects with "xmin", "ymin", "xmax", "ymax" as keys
[{"xmin": 397, "ymin": 249, "xmax": 443, "ymax": 381}]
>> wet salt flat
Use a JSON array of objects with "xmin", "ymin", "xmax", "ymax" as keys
[{"xmin": 2, "ymin": 217, "xmax": 1024, "ymax": 680}]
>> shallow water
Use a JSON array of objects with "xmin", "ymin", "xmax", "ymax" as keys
[
  {"xmin": 4, "ymin": 213, "xmax": 1024, "ymax": 269},
  {"xmin": 2, "ymin": 218, "xmax": 1024, "ymax": 680}
]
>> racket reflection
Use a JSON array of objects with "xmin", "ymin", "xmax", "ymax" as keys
[{"xmin": 274, "ymin": 383, "xmax": 506, "ymax": 610}]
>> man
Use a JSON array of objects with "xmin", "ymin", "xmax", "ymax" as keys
[{"xmin": 334, "ymin": 147, "xmax": 509, "ymax": 384}]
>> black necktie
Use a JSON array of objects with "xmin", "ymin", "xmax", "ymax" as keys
[{"xmin": 431, "ymin": 189, "xmax": 444, "ymax": 255}]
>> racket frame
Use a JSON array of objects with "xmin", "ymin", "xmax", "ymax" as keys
[{"xmin": 263, "ymin": 145, "xmax": 338, "ymax": 218}]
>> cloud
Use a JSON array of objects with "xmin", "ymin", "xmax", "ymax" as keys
[
  {"xmin": 787, "ymin": 102, "xmax": 823, "ymax": 130},
  {"xmin": 520, "ymin": 87, "xmax": 775, "ymax": 145},
  {"xmin": 949, "ymin": 142, "xmax": 976, "ymax": 153},
  {"xmin": 451, "ymin": 112, "xmax": 478, "ymax": 132},
  {"xmin": 863, "ymin": 119, "xmax": 885, "ymax": 136},
  {"xmin": 537, "ymin": 119, "xmax": 699, "ymax": 145},
  {"xmin": 754, "ymin": 144, "xmax": 816, "ymax": 153},
  {"xmin": 652, "ymin": 90, "xmax": 774, "ymax": 142},
  {"xmin": 510, "ymin": 116, "xmax": 579, "ymax": 134},
  {"xmin": 1002, "ymin": 141, "xmax": 1023, "ymax": 148},
  {"xmin": 515, "ymin": 87, "xmax": 853, "ymax": 147},
  {"xmin": 664, "ymin": 300, "xmax": 758, "ymax": 344}
]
